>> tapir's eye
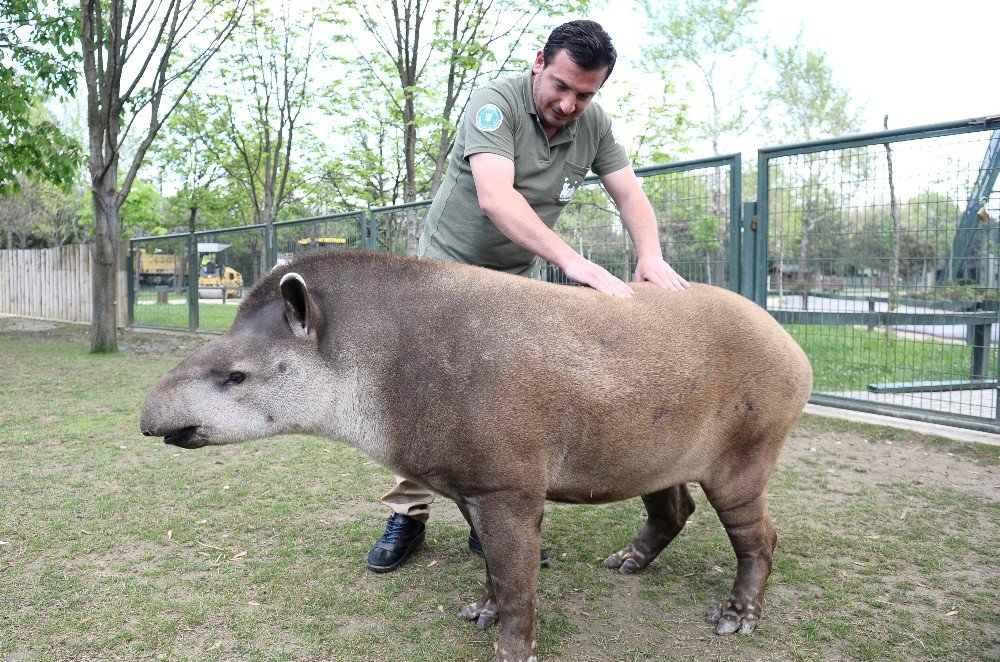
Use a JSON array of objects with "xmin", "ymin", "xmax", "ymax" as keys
[{"xmin": 226, "ymin": 371, "xmax": 246, "ymax": 385}]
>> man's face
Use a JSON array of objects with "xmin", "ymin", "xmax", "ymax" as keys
[{"xmin": 531, "ymin": 49, "xmax": 606, "ymax": 133}]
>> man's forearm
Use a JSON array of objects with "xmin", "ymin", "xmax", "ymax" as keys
[
  {"xmin": 618, "ymin": 193, "xmax": 663, "ymax": 261},
  {"xmin": 478, "ymin": 189, "xmax": 579, "ymax": 268}
]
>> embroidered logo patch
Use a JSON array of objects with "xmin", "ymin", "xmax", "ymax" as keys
[
  {"xmin": 475, "ymin": 104, "xmax": 503, "ymax": 132},
  {"xmin": 559, "ymin": 177, "xmax": 579, "ymax": 202}
]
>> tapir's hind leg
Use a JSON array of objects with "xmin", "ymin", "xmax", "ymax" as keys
[
  {"xmin": 700, "ymin": 482, "xmax": 777, "ymax": 636},
  {"xmin": 603, "ymin": 484, "xmax": 696, "ymax": 574}
]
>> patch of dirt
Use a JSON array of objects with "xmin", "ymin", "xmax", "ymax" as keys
[
  {"xmin": 784, "ymin": 429, "xmax": 1000, "ymax": 502},
  {"xmin": 2, "ymin": 318, "xmax": 58, "ymax": 332},
  {"xmin": 552, "ymin": 427, "xmax": 1000, "ymax": 661}
]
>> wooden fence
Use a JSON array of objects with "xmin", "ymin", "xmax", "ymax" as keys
[{"xmin": 0, "ymin": 244, "xmax": 127, "ymax": 326}]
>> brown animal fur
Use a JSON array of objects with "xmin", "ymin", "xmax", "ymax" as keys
[{"xmin": 141, "ymin": 250, "xmax": 813, "ymax": 661}]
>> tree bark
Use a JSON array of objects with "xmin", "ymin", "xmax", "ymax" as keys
[{"xmin": 90, "ymin": 182, "xmax": 120, "ymax": 352}]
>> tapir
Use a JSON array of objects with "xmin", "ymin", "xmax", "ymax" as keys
[{"xmin": 140, "ymin": 250, "xmax": 812, "ymax": 662}]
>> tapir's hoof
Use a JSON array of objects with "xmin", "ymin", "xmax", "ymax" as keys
[
  {"xmin": 707, "ymin": 601, "xmax": 760, "ymax": 636},
  {"xmin": 602, "ymin": 547, "xmax": 648, "ymax": 574},
  {"xmin": 457, "ymin": 600, "xmax": 497, "ymax": 629}
]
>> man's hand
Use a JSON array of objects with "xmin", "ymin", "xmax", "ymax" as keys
[
  {"xmin": 562, "ymin": 255, "xmax": 635, "ymax": 299},
  {"xmin": 634, "ymin": 255, "xmax": 690, "ymax": 291}
]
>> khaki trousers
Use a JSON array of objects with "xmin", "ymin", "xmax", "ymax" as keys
[{"xmin": 381, "ymin": 476, "xmax": 435, "ymax": 522}]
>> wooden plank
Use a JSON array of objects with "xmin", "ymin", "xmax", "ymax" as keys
[
  {"xmin": 57, "ymin": 246, "xmax": 67, "ymax": 321},
  {"xmin": 81, "ymin": 243, "xmax": 91, "ymax": 323},
  {"xmin": 42, "ymin": 247, "xmax": 51, "ymax": 319},
  {"xmin": 10, "ymin": 250, "xmax": 18, "ymax": 316},
  {"xmin": 0, "ymin": 250, "xmax": 10, "ymax": 314},
  {"xmin": 35, "ymin": 248, "xmax": 44, "ymax": 317},
  {"xmin": 16, "ymin": 249, "xmax": 25, "ymax": 317},
  {"xmin": 868, "ymin": 379, "xmax": 998, "ymax": 394},
  {"xmin": 75, "ymin": 244, "xmax": 84, "ymax": 322}
]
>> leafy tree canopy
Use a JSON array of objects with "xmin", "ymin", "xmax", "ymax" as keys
[{"xmin": 0, "ymin": 0, "xmax": 81, "ymax": 194}]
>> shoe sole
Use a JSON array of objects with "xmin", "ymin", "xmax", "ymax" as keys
[{"xmin": 366, "ymin": 529, "xmax": 426, "ymax": 573}]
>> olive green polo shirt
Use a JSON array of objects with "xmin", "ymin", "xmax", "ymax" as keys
[{"xmin": 418, "ymin": 70, "xmax": 631, "ymax": 274}]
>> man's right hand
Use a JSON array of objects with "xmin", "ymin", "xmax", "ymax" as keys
[{"xmin": 562, "ymin": 255, "xmax": 635, "ymax": 299}]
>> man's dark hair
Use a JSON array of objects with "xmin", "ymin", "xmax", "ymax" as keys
[{"xmin": 542, "ymin": 20, "xmax": 617, "ymax": 82}]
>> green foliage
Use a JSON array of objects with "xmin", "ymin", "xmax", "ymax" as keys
[
  {"xmin": 193, "ymin": 1, "xmax": 328, "ymax": 226},
  {"xmin": 765, "ymin": 38, "xmax": 860, "ymax": 142},
  {"xmin": 0, "ymin": 0, "xmax": 82, "ymax": 193},
  {"xmin": 0, "ymin": 174, "xmax": 86, "ymax": 248},
  {"xmin": 640, "ymin": 0, "xmax": 763, "ymax": 155},
  {"xmin": 79, "ymin": 178, "xmax": 164, "ymax": 238}
]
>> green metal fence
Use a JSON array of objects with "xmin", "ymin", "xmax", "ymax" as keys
[
  {"xmin": 754, "ymin": 117, "xmax": 1000, "ymax": 431},
  {"xmin": 129, "ymin": 212, "xmax": 368, "ymax": 334},
  {"xmin": 544, "ymin": 155, "xmax": 742, "ymax": 289},
  {"xmin": 128, "ymin": 154, "xmax": 741, "ymax": 336},
  {"xmin": 369, "ymin": 201, "xmax": 432, "ymax": 255}
]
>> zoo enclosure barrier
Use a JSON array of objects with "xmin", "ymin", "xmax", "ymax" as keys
[
  {"xmin": 129, "ymin": 115, "xmax": 1000, "ymax": 433},
  {"xmin": 751, "ymin": 116, "xmax": 1000, "ymax": 432}
]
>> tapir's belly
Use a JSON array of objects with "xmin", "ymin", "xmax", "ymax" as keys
[{"xmin": 541, "ymin": 434, "xmax": 708, "ymax": 504}]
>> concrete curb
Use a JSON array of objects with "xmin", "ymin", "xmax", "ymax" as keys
[{"xmin": 804, "ymin": 403, "xmax": 1000, "ymax": 447}]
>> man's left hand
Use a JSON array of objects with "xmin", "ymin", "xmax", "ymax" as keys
[{"xmin": 634, "ymin": 256, "xmax": 690, "ymax": 291}]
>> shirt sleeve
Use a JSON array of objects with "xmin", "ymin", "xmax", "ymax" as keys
[
  {"xmin": 590, "ymin": 107, "xmax": 631, "ymax": 176},
  {"xmin": 462, "ymin": 86, "xmax": 516, "ymax": 162}
]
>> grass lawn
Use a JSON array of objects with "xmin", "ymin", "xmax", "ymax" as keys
[
  {"xmin": 133, "ymin": 298, "xmax": 239, "ymax": 333},
  {"xmin": 2, "ymin": 319, "xmax": 997, "ymax": 660},
  {"xmin": 785, "ymin": 324, "xmax": 995, "ymax": 392}
]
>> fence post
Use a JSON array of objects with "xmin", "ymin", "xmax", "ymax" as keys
[
  {"xmin": 265, "ymin": 223, "xmax": 277, "ymax": 268},
  {"xmin": 187, "ymin": 233, "xmax": 199, "ymax": 332},
  {"xmin": 126, "ymin": 241, "xmax": 135, "ymax": 327},
  {"xmin": 754, "ymin": 151, "xmax": 770, "ymax": 308},
  {"xmin": 740, "ymin": 201, "xmax": 757, "ymax": 301},
  {"xmin": 360, "ymin": 211, "xmax": 371, "ymax": 250},
  {"xmin": 369, "ymin": 209, "xmax": 380, "ymax": 251},
  {"xmin": 969, "ymin": 302, "xmax": 990, "ymax": 378},
  {"xmin": 726, "ymin": 154, "xmax": 743, "ymax": 293}
]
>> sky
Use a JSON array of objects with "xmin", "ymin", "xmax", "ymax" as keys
[{"xmin": 579, "ymin": 0, "xmax": 999, "ymax": 152}]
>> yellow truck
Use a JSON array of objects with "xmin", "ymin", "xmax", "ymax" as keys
[{"xmin": 135, "ymin": 245, "xmax": 244, "ymax": 298}]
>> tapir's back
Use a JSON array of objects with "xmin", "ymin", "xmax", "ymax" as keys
[{"xmin": 245, "ymin": 252, "xmax": 812, "ymax": 488}]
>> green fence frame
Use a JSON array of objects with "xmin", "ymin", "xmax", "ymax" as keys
[
  {"xmin": 755, "ymin": 115, "xmax": 1000, "ymax": 432},
  {"xmin": 574, "ymin": 153, "xmax": 743, "ymax": 291}
]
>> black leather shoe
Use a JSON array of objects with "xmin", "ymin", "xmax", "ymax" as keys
[
  {"xmin": 366, "ymin": 513, "xmax": 426, "ymax": 573},
  {"xmin": 468, "ymin": 530, "xmax": 550, "ymax": 568}
]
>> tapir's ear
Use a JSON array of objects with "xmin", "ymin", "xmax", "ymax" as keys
[{"xmin": 279, "ymin": 272, "xmax": 315, "ymax": 339}]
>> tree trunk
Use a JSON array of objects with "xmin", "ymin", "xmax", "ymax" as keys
[
  {"xmin": 90, "ymin": 184, "xmax": 120, "ymax": 353},
  {"xmin": 403, "ymin": 94, "xmax": 419, "ymax": 255}
]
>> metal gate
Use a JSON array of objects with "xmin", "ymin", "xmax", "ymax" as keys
[{"xmin": 752, "ymin": 117, "xmax": 1000, "ymax": 432}]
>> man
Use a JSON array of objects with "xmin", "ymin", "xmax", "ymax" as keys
[{"xmin": 366, "ymin": 19, "xmax": 689, "ymax": 573}]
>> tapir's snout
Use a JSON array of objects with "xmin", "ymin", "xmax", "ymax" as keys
[
  {"xmin": 141, "ymin": 423, "xmax": 207, "ymax": 449},
  {"xmin": 140, "ymin": 366, "xmax": 210, "ymax": 449}
]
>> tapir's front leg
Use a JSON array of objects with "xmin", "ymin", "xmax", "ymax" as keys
[
  {"xmin": 461, "ymin": 491, "xmax": 544, "ymax": 662},
  {"xmin": 455, "ymin": 499, "xmax": 497, "ymax": 628}
]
